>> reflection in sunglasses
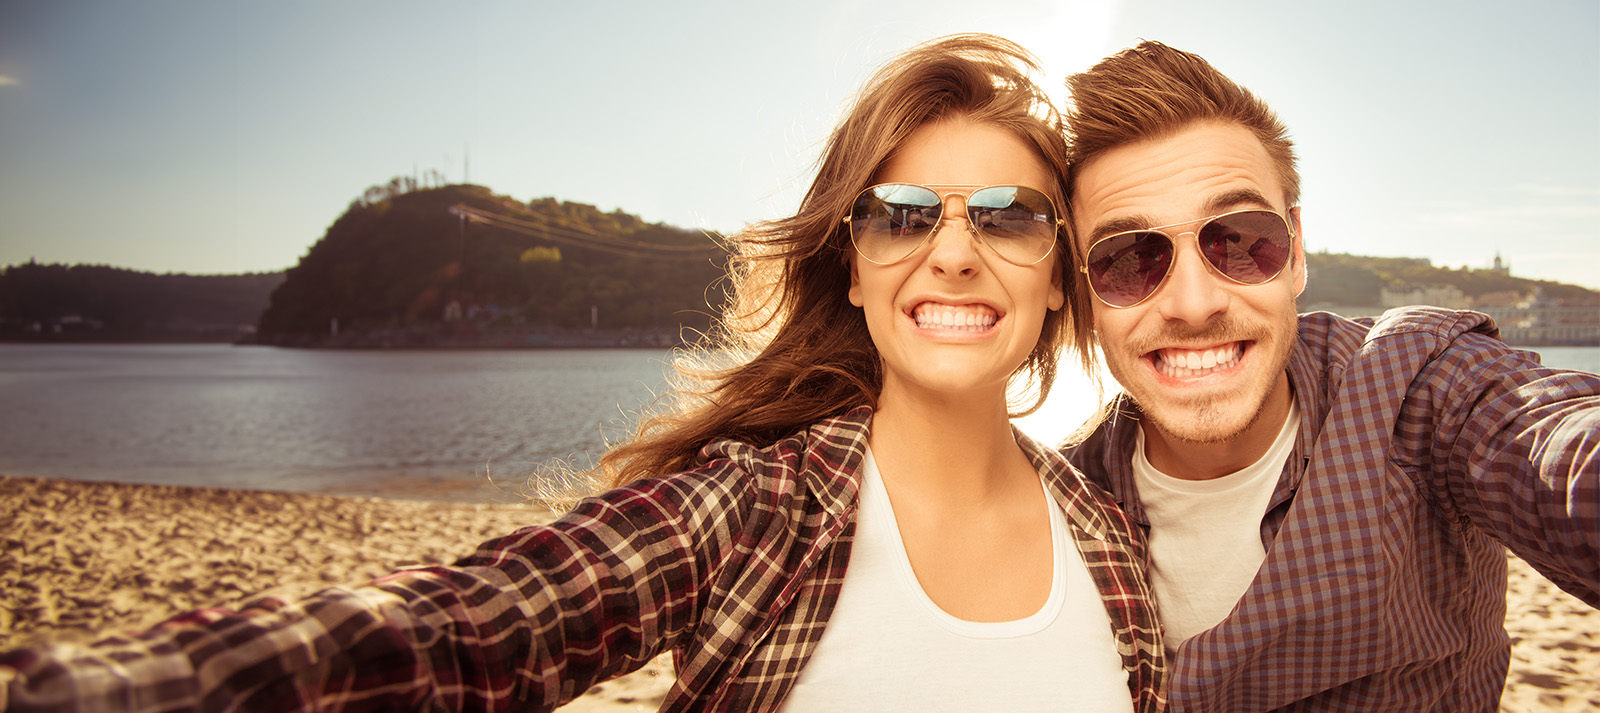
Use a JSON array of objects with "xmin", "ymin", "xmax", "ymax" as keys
[
  {"xmin": 845, "ymin": 183, "xmax": 1062, "ymax": 266},
  {"xmin": 1083, "ymin": 209, "xmax": 1294, "ymax": 308}
]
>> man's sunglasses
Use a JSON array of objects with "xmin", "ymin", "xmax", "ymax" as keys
[
  {"xmin": 1080, "ymin": 209, "xmax": 1296, "ymax": 308},
  {"xmin": 844, "ymin": 183, "xmax": 1062, "ymax": 266}
]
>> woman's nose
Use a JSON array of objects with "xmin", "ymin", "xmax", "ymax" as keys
[{"xmin": 926, "ymin": 194, "xmax": 980, "ymax": 277}]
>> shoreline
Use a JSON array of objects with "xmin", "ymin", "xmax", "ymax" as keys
[
  {"xmin": 1, "ymin": 475, "xmax": 1593, "ymax": 711},
  {"xmin": 1, "ymin": 325, "xmax": 694, "ymax": 350}
]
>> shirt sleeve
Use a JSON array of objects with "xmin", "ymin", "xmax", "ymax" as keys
[
  {"xmin": 1407, "ymin": 332, "xmax": 1600, "ymax": 606},
  {"xmin": 0, "ymin": 470, "xmax": 752, "ymax": 712}
]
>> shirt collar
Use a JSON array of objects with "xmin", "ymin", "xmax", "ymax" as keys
[
  {"xmin": 798, "ymin": 404, "xmax": 875, "ymax": 517},
  {"xmin": 1016, "ymin": 427, "xmax": 1117, "ymax": 541}
]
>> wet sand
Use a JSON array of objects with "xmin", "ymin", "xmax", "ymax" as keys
[{"xmin": 1, "ymin": 475, "xmax": 1593, "ymax": 711}]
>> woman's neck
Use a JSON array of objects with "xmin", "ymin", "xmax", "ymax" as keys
[{"xmin": 867, "ymin": 384, "xmax": 1033, "ymax": 507}]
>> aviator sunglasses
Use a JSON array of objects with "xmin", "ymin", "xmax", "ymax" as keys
[
  {"xmin": 1080, "ymin": 209, "xmax": 1296, "ymax": 308},
  {"xmin": 844, "ymin": 183, "xmax": 1062, "ymax": 266}
]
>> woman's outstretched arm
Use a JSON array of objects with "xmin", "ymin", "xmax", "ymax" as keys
[{"xmin": 0, "ymin": 470, "xmax": 751, "ymax": 713}]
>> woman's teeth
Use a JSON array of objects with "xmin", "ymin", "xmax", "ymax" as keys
[{"xmin": 913, "ymin": 304, "xmax": 997, "ymax": 331}]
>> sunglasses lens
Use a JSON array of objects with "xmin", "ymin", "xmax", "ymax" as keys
[
  {"xmin": 849, "ymin": 184, "xmax": 941, "ymax": 263},
  {"xmin": 1085, "ymin": 231, "xmax": 1174, "ymax": 307},
  {"xmin": 968, "ymin": 186, "xmax": 1058, "ymax": 264},
  {"xmin": 1198, "ymin": 211, "xmax": 1292, "ymax": 284}
]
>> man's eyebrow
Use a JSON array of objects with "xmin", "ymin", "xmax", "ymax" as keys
[
  {"xmin": 1203, "ymin": 188, "xmax": 1277, "ymax": 215},
  {"xmin": 1086, "ymin": 188, "xmax": 1282, "ymax": 243},
  {"xmin": 1086, "ymin": 215, "xmax": 1153, "ymax": 243}
]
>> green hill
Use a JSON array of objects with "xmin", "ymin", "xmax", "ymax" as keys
[
  {"xmin": 255, "ymin": 181, "xmax": 729, "ymax": 347},
  {"xmin": 0, "ymin": 263, "xmax": 282, "ymax": 342},
  {"xmin": 1302, "ymin": 251, "xmax": 1598, "ymax": 307}
]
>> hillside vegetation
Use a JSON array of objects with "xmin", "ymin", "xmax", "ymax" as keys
[{"xmin": 1302, "ymin": 251, "xmax": 1597, "ymax": 306}]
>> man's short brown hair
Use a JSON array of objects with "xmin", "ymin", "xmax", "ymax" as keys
[{"xmin": 1064, "ymin": 41, "xmax": 1300, "ymax": 209}]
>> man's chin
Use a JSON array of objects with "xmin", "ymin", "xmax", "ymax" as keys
[{"xmin": 1140, "ymin": 399, "xmax": 1262, "ymax": 446}]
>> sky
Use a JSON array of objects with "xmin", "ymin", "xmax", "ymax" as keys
[{"xmin": 1, "ymin": 0, "xmax": 1597, "ymax": 289}]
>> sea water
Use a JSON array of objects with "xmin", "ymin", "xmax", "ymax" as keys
[{"xmin": 0, "ymin": 343, "xmax": 1593, "ymax": 502}]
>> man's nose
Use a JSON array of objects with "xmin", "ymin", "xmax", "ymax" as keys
[{"xmin": 1153, "ymin": 233, "xmax": 1228, "ymax": 324}]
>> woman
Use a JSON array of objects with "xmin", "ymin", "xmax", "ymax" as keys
[{"xmin": 0, "ymin": 35, "xmax": 1163, "ymax": 712}]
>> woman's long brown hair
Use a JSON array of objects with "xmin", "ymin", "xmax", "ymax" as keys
[{"xmin": 594, "ymin": 34, "xmax": 1092, "ymax": 489}]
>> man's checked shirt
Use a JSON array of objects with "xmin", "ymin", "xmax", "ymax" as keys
[{"xmin": 1067, "ymin": 307, "xmax": 1599, "ymax": 712}]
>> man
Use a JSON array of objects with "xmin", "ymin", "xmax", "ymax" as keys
[{"xmin": 1061, "ymin": 41, "xmax": 1597, "ymax": 712}]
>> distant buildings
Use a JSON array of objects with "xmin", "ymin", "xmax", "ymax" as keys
[
  {"xmin": 1473, "ymin": 289, "xmax": 1599, "ymax": 346},
  {"xmin": 1488, "ymin": 251, "xmax": 1512, "ymax": 277},
  {"xmin": 1302, "ymin": 253, "xmax": 1599, "ymax": 347},
  {"xmin": 1380, "ymin": 284, "xmax": 1470, "ymax": 310},
  {"xmin": 1367, "ymin": 285, "xmax": 1598, "ymax": 347}
]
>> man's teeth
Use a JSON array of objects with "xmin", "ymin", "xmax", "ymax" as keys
[
  {"xmin": 1156, "ymin": 344, "xmax": 1242, "ymax": 377},
  {"xmin": 913, "ymin": 304, "xmax": 997, "ymax": 332}
]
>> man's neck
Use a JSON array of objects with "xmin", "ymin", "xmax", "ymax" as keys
[{"xmin": 1142, "ymin": 374, "xmax": 1296, "ymax": 480}]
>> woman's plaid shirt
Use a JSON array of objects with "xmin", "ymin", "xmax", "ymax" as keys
[{"xmin": 1, "ymin": 406, "xmax": 1166, "ymax": 712}]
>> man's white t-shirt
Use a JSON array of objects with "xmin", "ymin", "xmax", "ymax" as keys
[
  {"xmin": 1133, "ymin": 401, "xmax": 1300, "ymax": 651},
  {"xmin": 780, "ymin": 448, "xmax": 1132, "ymax": 712}
]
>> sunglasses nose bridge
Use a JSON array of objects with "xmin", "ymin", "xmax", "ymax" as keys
[
  {"xmin": 1167, "ymin": 228, "xmax": 1206, "ymax": 264},
  {"xmin": 920, "ymin": 192, "xmax": 991, "ymax": 268},
  {"xmin": 928, "ymin": 191, "xmax": 980, "ymax": 242},
  {"xmin": 937, "ymin": 190, "xmax": 971, "ymax": 221},
  {"xmin": 1172, "ymin": 227, "xmax": 1243, "ymax": 289}
]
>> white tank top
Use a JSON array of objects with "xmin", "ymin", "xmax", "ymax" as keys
[
  {"xmin": 1133, "ymin": 400, "xmax": 1300, "ymax": 651},
  {"xmin": 779, "ymin": 448, "xmax": 1133, "ymax": 712}
]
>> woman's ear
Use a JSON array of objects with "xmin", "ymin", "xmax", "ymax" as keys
[
  {"xmin": 848, "ymin": 255, "xmax": 864, "ymax": 307},
  {"xmin": 1047, "ymin": 255, "xmax": 1065, "ymax": 311}
]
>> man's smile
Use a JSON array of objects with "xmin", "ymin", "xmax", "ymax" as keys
[{"xmin": 1147, "ymin": 342, "xmax": 1247, "ymax": 379}]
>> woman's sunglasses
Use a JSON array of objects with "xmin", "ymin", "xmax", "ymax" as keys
[
  {"xmin": 844, "ymin": 183, "xmax": 1061, "ymax": 266},
  {"xmin": 1080, "ymin": 209, "xmax": 1296, "ymax": 308}
]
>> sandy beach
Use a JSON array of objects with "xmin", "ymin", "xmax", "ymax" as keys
[{"xmin": 1, "ymin": 475, "xmax": 1594, "ymax": 711}]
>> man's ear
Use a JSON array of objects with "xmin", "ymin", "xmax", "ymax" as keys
[{"xmin": 1289, "ymin": 206, "xmax": 1307, "ymax": 297}]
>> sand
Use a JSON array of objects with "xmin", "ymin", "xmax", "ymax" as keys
[
  {"xmin": 1, "ymin": 475, "xmax": 1594, "ymax": 711},
  {"xmin": 0, "ymin": 475, "xmax": 673, "ymax": 711}
]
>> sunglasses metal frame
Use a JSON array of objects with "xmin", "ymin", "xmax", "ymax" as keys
[
  {"xmin": 843, "ymin": 182, "xmax": 1063, "ymax": 266},
  {"xmin": 1079, "ymin": 208, "xmax": 1297, "ymax": 308}
]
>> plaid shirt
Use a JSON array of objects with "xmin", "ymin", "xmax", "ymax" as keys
[
  {"xmin": 1066, "ymin": 307, "xmax": 1599, "ymax": 713},
  {"xmin": 1, "ymin": 406, "xmax": 1165, "ymax": 712}
]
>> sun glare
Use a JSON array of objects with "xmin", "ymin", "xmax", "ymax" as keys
[
  {"xmin": 1000, "ymin": 0, "xmax": 1120, "ymax": 108},
  {"xmin": 1014, "ymin": 351, "xmax": 1114, "ymax": 446}
]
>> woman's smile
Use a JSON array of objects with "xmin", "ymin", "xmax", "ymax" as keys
[{"xmin": 910, "ymin": 301, "xmax": 1000, "ymax": 333}]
